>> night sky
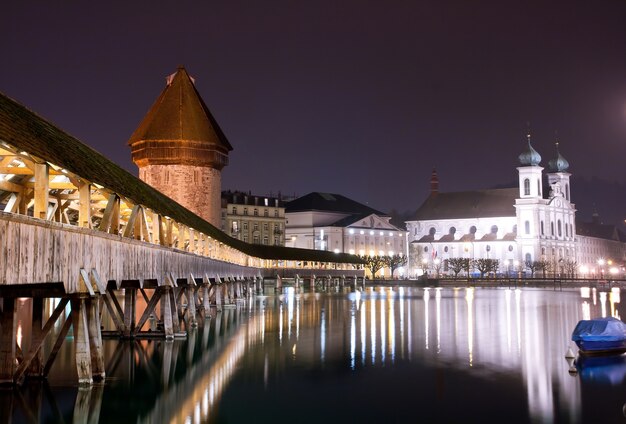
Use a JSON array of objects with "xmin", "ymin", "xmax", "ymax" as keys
[{"xmin": 1, "ymin": 1, "xmax": 625, "ymax": 227}]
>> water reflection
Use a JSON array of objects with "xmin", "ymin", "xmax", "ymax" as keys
[{"xmin": 3, "ymin": 286, "xmax": 626, "ymax": 423}]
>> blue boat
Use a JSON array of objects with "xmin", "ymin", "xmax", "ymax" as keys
[{"xmin": 571, "ymin": 317, "xmax": 626, "ymax": 356}]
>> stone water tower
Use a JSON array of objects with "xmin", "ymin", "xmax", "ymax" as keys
[{"xmin": 128, "ymin": 66, "xmax": 232, "ymax": 227}]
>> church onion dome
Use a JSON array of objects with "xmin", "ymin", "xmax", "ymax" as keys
[
  {"xmin": 518, "ymin": 134, "xmax": 541, "ymax": 166},
  {"xmin": 128, "ymin": 66, "xmax": 233, "ymax": 169},
  {"xmin": 548, "ymin": 142, "xmax": 570, "ymax": 172}
]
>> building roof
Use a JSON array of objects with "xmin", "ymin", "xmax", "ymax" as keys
[
  {"xmin": 576, "ymin": 220, "xmax": 622, "ymax": 242},
  {"xmin": 0, "ymin": 91, "xmax": 361, "ymax": 264},
  {"xmin": 128, "ymin": 66, "xmax": 233, "ymax": 153},
  {"xmin": 285, "ymin": 192, "xmax": 387, "ymax": 216},
  {"xmin": 413, "ymin": 188, "xmax": 518, "ymax": 220}
]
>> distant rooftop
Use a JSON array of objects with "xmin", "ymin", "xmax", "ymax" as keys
[
  {"xmin": 285, "ymin": 192, "xmax": 387, "ymax": 216},
  {"xmin": 413, "ymin": 188, "xmax": 518, "ymax": 220}
]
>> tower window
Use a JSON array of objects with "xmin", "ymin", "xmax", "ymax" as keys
[
  {"xmin": 524, "ymin": 221, "xmax": 530, "ymax": 235},
  {"xmin": 551, "ymin": 222, "xmax": 554, "ymax": 236},
  {"xmin": 565, "ymin": 183, "xmax": 570, "ymax": 201},
  {"xmin": 557, "ymin": 220, "xmax": 562, "ymax": 237},
  {"xmin": 540, "ymin": 221, "xmax": 544, "ymax": 235},
  {"xmin": 523, "ymin": 178, "xmax": 530, "ymax": 196}
]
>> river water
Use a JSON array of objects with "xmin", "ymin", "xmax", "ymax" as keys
[{"xmin": 4, "ymin": 285, "xmax": 626, "ymax": 423}]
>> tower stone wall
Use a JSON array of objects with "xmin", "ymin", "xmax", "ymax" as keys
[{"xmin": 140, "ymin": 164, "xmax": 222, "ymax": 226}]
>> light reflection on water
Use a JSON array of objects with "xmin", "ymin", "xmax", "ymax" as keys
[{"xmin": 4, "ymin": 286, "xmax": 626, "ymax": 423}]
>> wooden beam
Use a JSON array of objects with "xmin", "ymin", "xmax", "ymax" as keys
[
  {"xmin": 33, "ymin": 163, "xmax": 49, "ymax": 220},
  {"xmin": 122, "ymin": 204, "xmax": 140, "ymax": 238},
  {"xmin": 140, "ymin": 207, "xmax": 152, "ymax": 243},
  {"xmin": 0, "ymin": 167, "xmax": 33, "ymax": 175},
  {"xmin": 97, "ymin": 196, "xmax": 120, "ymax": 233},
  {"xmin": 78, "ymin": 183, "xmax": 91, "ymax": 228},
  {"xmin": 0, "ymin": 179, "xmax": 23, "ymax": 193}
]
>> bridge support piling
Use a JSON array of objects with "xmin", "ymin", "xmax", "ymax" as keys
[
  {"xmin": 275, "ymin": 275, "xmax": 282, "ymax": 292},
  {"xmin": 70, "ymin": 296, "xmax": 94, "ymax": 385},
  {"xmin": 0, "ymin": 297, "xmax": 17, "ymax": 385}
]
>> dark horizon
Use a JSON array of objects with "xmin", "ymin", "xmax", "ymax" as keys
[{"xmin": 2, "ymin": 1, "xmax": 625, "ymax": 228}]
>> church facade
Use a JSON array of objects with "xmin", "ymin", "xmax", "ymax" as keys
[{"xmin": 405, "ymin": 136, "xmax": 623, "ymax": 278}]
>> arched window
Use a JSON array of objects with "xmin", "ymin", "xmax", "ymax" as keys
[
  {"xmin": 524, "ymin": 221, "xmax": 530, "ymax": 234},
  {"xmin": 525, "ymin": 253, "xmax": 532, "ymax": 263},
  {"xmin": 449, "ymin": 227, "xmax": 456, "ymax": 235},
  {"xmin": 424, "ymin": 246, "xmax": 429, "ymax": 253},
  {"xmin": 565, "ymin": 224, "xmax": 569, "ymax": 237},
  {"xmin": 540, "ymin": 221, "xmax": 544, "ymax": 235},
  {"xmin": 523, "ymin": 178, "xmax": 530, "ymax": 196},
  {"xmin": 557, "ymin": 220, "xmax": 562, "ymax": 237},
  {"xmin": 508, "ymin": 245, "xmax": 514, "ymax": 252},
  {"xmin": 444, "ymin": 246, "xmax": 449, "ymax": 253},
  {"xmin": 490, "ymin": 225, "xmax": 498, "ymax": 234},
  {"xmin": 551, "ymin": 222, "xmax": 555, "ymax": 236},
  {"xmin": 486, "ymin": 245, "xmax": 491, "ymax": 252},
  {"xmin": 429, "ymin": 227, "xmax": 436, "ymax": 236},
  {"xmin": 565, "ymin": 183, "xmax": 570, "ymax": 201},
  {"xmin": 537, "ymin": 179, "xmax": 541, "ymax": 196},
  {"xmin": 469, "ymin": 226, "xmax": 477, "ymax": 234}
]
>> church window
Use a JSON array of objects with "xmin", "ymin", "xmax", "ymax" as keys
[
  {"xmin": 470, "ymin": 226, "xmax": 477, "ymax": 234},
  {"xmin": 525, "ymin": 253, "xmax": 532, "ymax": 263},
  {"xmin": 537, "ymin": 179, "xmax": 541, "ymax": 196},
  {"xmin": 541, "ymin": 247, "xmax": 546, "ymax": 255},
  {"xmin": 429, "ymin": 227, "xmax": 436, "ymax": 236},
  {"xmin": 551, "ymin": 222, "xmax": 554, "ymax": 236},
  {"xmin": 557, "ymin": 220, "xmax": 562, "ymax": 237},
  {"xmin": 424, "ymin": 246, "xmax": 429, "ymax": 253},
  {"xmin": 524, "ymin": 221, "xmax": 530, "ymax": 235},
  {"xmin": 523, "ymin": 178, "xmax": 530, "ymax": 196},
  {"xmin": 565, "ymin": 224, "xmax": 569, "ymax": 237},
  {"xmin": 486, "ymin": 245, "xmax": 491, "ymax": 252},
  {"xmin": 508, "ymin": 245, "xmax": 513, "ymax": 252},
  {"xmin": 449, "ymin": 227, "xmax": 456, "ymax": 235},
  {"xmin": 444, "ymin": 246, "xmax": 449, "ymax": 253},
  {"xmin": 540, "ymin": 221, "xmax": 544, "ymax": 235},
  {"xmin": 565, "ymin": 184, "xmax": 570, "ymax": 201},
  {"xmin": 490, "ymin": 225, "xmax": 498, "ymax": 234}
]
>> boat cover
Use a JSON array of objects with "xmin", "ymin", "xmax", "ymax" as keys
[{"xmin": 572, "ymin": 317, "xmax": 626, "ymax": 342}]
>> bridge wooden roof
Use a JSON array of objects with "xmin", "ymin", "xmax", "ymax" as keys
[{"xmin": 0, "ymin": 91, "xmax": 362, "ymax": 264}]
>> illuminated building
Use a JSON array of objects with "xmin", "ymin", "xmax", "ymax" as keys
[
  {"xmin": 221, "ymin": 190, "xmax": 286, "ymax": 246},
  {"xmin": 284, "ymin": 192, "xmax": 408, "ymax": 277},
  {"xmin": 406, "ymin": 135, "xmax": 625, "ymax": 277}
]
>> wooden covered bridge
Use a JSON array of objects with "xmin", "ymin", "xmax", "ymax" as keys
[{"xmin": 0, "ymin": 91, "xmax": 364, "ymax": 386}]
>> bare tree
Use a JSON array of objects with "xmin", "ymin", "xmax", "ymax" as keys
[
  {"xmin": 525, "ymin": 260, "xmax": 545, "ymax": 277},
  {"xmin": 447, "ymin": 258, "xmax": 466, "ymax": 279},
  {"xmin": 474, "ymin": 259, "xmax": 499, "ymax": 278},
  {"xmin": 384, "ymin": 254, "xmax": 408, "ymax": 279},
  {"xmin": 359, "ymin": 255, "xmax": 387, "ymax": 279}
]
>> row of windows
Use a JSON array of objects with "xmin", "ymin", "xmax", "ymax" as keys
[
  {"xmin": 242, "ymin": 235, "xmax": 281, "ymax": 245},
  {"xmin": 231, "ymin": 207, "xmax": 280, "ymax": 217},
  {"xmin": 422, "ymin": 244, "xmax": 516, "ymax": 254},
  {"xmin": 232, "ymin": 221, "xmax": 282, "ymax": 232},
  {"xmin": 529, "ymin": 219, "xmax": 573, "ymax": 238},
  {"xmin": 423, "ymin": 225, "xmax": 503, "ymax": 237}
]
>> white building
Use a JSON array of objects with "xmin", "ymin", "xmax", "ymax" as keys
[
  {"xmin": 285, "ymin": 192, "xmax": 408, "ymax": 277},
  {"xmin": 406, "ymin": 136, "xmax": 625, "ymax": 278}
]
